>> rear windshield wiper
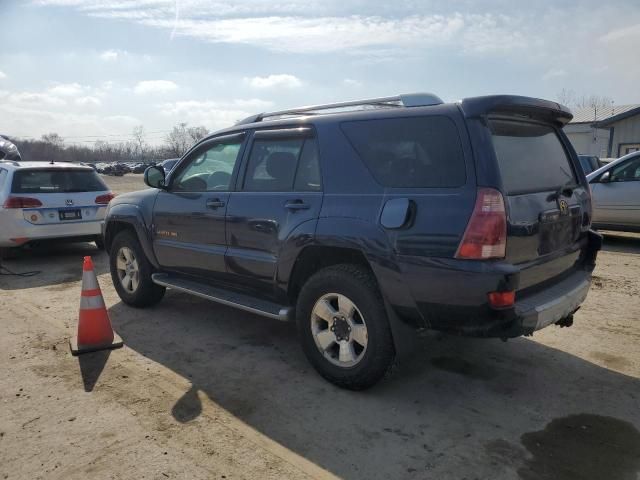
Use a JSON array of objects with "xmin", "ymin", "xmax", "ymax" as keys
[{"xmin": 548, "ymin": 179, "xmax": 578, "ymax": 201}]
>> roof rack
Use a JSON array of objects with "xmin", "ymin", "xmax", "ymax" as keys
[{"xmin": 236, "ymin": 92, "xmax": 443, "ymax": 125}]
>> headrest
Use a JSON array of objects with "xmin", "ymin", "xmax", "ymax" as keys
[{"xmin": 265, "ymin": 151, "xmax": 297, "ymax": 180}]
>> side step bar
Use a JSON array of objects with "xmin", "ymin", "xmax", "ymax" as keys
[{"xmin": 152, "ymin": 273, "xmax": 293, "ymax": 321}]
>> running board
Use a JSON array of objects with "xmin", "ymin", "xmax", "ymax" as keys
[{"xmin": 151, "ymin": 273, "xmax": 293, "ymax": 321}]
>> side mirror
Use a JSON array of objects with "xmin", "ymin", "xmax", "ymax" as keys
[
  {"xmin": 599, "ymin": 171, "xmax": 611, "ymax": 183},
  {"xmin": 144, "ymin": 166, "xmax": 166, "ymax": 189}
]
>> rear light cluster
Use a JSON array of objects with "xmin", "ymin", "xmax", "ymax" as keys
[
  {"xmin": 488, "ymin": 291, "xmax": 515, "ymax": 309},
  {"xmin": 95, "ymin": 192, "xmax": 116, "ymax": 205},
  {"xmin": 455, "ymin": 188, "xmax": 506, "ymax": 260},
  {"xmin": 3, "ymin": 196, "xmax": 43, "ymax": 208}
]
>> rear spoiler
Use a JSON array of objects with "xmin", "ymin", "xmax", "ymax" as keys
[{"xmin": 459, "ymin": 95, "xmax": 573, "ymax": 126}]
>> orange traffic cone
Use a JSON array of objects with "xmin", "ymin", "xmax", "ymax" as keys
[{"xmin": 69, "ymin": 256, "xmax": 123, "ymax": 355}]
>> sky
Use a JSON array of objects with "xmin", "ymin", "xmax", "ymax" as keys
[{"xmin": 0, "ymin": 0, "xmax": 639, "ymax": 146}]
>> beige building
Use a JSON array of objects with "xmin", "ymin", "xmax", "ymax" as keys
[{"xmin": 564, "ymin": 104, "xmax": 640, "ymax": 159}]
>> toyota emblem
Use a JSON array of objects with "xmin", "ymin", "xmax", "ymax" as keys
[
  {"xmin": 65, "ymin": 199, "xmax": 74, "ymax": 206},
  {"xmin": 558, "ymin": 199, "xmax": 568, "ymax": 215}
]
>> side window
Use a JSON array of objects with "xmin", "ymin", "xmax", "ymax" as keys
[
  {"xmin": 341, "ymin": 116, "xmax": 466, "ymax": 188},
  {"xmin": 610, "ymin": 157, "xmax": 640, "ymax": 182},
  {"xmin": 294, "ymin": 138, "xmax": 322, "ymax": 191},
  {"xmin": 243, "ymin": 138, "xmax": 304, "ymax": 192},
  {"xmin": 172, "ymin": 140, "xmax": 243, "ymax": 192}
]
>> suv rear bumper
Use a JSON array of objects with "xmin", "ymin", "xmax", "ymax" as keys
[
  {"xmin": 0, "ymin": 218, "xmax": 103, "ymax": 247},
  {"xmin": 385, "ymin": 230, "xmax": 601, "ymax": 338},
  {"xmin": 516, "ymin": 271, "xmax": 590, "ymax": 333}
]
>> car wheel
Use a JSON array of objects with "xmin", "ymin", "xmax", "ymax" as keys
[
  {"xmin": 109, "ymin": 230, "xmax": 165, "ymax": 307},
  {"xmin": 296, "ymin": 264, "xmax": 395, "ymax": 390}
]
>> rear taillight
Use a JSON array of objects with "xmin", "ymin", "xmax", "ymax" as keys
[
  {"xmin": 455, "ymin": 188, "xmax": 506, "ymax": 260},
  {"xmin": 3, "ymin": 196, "xmax": 43, "ymax": 208},
  {"xmin": 95, "ymin": 193, "xmax": 116, "ymax": 204},
  {"xmin": 488, "ymin": 290, "xmax": 515, "ymax": 309}
]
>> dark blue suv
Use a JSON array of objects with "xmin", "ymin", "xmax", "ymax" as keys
[{"xmin": 103, "ymin": 93, "xmax": 601, "ymax": 389}]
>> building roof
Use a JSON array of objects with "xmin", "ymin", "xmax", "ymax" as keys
[{"xmin": 570, "ymin": 104, "xmax": 640, "ymax": 125}]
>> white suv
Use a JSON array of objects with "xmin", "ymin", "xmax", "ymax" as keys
[{"xmin": 0, "ymin": 160, "xmax": 114, "ymax": 257}]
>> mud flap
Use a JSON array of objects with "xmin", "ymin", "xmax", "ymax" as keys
[{"xmin": 383, "ymin": 297, "xmax": 420, "ymax": 364}]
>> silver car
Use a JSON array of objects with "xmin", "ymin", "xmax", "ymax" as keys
[{"xmin": 587, "ymin": 151, "xmax": 640, "ymax": 232}]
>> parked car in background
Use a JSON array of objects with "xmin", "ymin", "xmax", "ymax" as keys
[
  {"xmin": 0, "ymin": 160, "xmax": 115, "ymax": 258},
  {"xmin": 587, "ymin": 151, "xmax": 640, "ymax": 232},
  {"xmin": 103, "ymin": 93, "xmax": 601, "ymax": 390},
  {"xmin": 159, "ymin": 158, "xmax": 179, "ymax": 174},
  {"xmin": 578, "ymin": 155, "xmax": 602, "ymax": 175},
  {"xmin": 132, "ymin": 163, "xmax": 147, "ymax": 174},
  {"xmin": 0, "ymin": 135, "xmax": 21, "ymax": 162}
]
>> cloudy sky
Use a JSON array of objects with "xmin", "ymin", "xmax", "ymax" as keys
[{"xmin": 1, "ymin": 0, "xmax": 639, "ymax": 145}]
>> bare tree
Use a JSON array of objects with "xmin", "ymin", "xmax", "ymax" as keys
[
  {"xmin": 41, "ymin": 132, "xmax": 64, "ymax": 148},
  {"xmin": 132, "ymin": 125, "xmax": 147, "ymax": 160},
  {"xmin": 557, "ymin": 89, "xmax": 614, "ymax": 120},
  {"xmin": 164, "ymin": 122, "xmax": 190, "ymax": 157},
  {"xmin": 557, "ymin": 88, "xmax": 577, "ymax": 108},
  {"xmin": 187, "ymin": 126, "xmax": 209, "ymax": 144}
]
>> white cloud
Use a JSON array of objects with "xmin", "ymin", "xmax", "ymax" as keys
[
  {"xmin": 159, "ymin": 98, "xmax": 274, "ymax": 129},
  {"xmin": 244, "ymin": 74, "xmax": 302, "ymax": 89},
  {"xmin": 542, "ymin": 68, "xmax": 567, "ymax": 81},
  {"xmin": 343, "ymin": 78, "xmax": 362, "ymax": 87},
  {"xmin": 599, "ymin": 23, "xmax": 640, "ymax": 43},
  {"xmin": 47, "ymin": 82, "xmax": 85, "ymax": 96},
  {"xmin": 0, "ymin": 71, "xmax": 6, "ymax": 80},
  {"xmin": 100, "ymin": 49, "xmax": 120, "ymax": 61},
  {"xmin": 8, "ymin": 92, "xmax": 67, "ymax": 107},
  {"xmin": 134, "ymin": 80, "xmax": 178, "ymax": 94},
  {"xmin": 75, "ymin": 96, "xmax": 102, "ymax": 107}
]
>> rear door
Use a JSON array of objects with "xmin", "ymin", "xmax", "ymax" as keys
[
  {"xmin": 591, "ymin": 155, "xmax": 640, "ymax": 228},
  {"xmin": 152, "ymin": 133, "xmax": 245, "ymax": 279},
  {"xmin": 488, "ymin": 118, "xmax": 589, "ymax": 286},
  {"xmin": 225, "ymin": 128, "xmax": 323, "ymax": 293}
]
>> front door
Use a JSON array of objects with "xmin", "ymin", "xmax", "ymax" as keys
[
  {"xmin": 225, "ymin": 129, "xmax": 323, "ymax": 294},
  {"xmin": 592, "ymin": 155, "xmax": 640, "ymax": 228},
  {"xmin": 153, "ymin": 133, "xmax": 246, "ymax": 279}
]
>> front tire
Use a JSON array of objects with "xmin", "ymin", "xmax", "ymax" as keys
[
  {"xmin": 109, "ymin": 230, "xmax": 165, "ymax": 307},
  {"xmin": 296, "ymin": 264, "xmax": 395, "ymax": 390}
]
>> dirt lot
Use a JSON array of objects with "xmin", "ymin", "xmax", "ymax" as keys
[{"xmin": 1, "ymin": 174, "xmax": 639, "ymax": 480}]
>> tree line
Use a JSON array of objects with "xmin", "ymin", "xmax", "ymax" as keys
[{"xmin": 9, "ymin": 123, "xmax": 210, "ymax": 164}]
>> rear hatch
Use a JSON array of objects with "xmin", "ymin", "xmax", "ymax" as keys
[
  {"xmin": 488, "ymin": 118, "xmax": 590, "ymax": 290},
  {"xmin": 9, "ymin": 168, "xmax": 111, "ymax": 224}
]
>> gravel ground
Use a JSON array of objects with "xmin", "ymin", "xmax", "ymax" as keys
[{"xmin": 1, "ymin": 174, "xmax": 639, "ymax": 480}]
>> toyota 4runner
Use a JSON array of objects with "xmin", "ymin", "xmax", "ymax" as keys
[{"xmin": 103, "ymin": 93, "xmax": 602, "ymax": 390}]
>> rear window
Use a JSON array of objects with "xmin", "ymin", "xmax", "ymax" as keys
[
  {"xmin": 11, "ymin": 169, "xmax": 108, "ymax": 193},
  {"xmin": 490, "ymin": 120, "xmax": 576, "ymax": 194},
  {"xmin": 341, "ymin": 116, "xmax": 466, "ymax": 188}
]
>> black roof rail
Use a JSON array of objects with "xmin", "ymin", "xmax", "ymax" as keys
[{"xmin": 236, "ymin": 92, "xmax": 443, "ymax": 125}]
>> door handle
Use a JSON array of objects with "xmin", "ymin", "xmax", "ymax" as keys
[
  {"xmin": 206, "ymin": 198, "xmax": 225, "ymax": 209},
  {"xmin": 284, "ymin": 200, "xmax": 310, "ymax": 211}
]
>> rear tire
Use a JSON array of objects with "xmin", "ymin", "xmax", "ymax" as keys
[
  {"xmin": 109, "ymin": 230, "xmax": 165, "ymax": 307},
  {"xmin": 296, "ymin": 264, "xmax": 395, "ymax": 390}
]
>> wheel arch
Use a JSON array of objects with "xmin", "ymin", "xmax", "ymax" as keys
[{"xmin": 104, "ymin": 204, "xmax": 159, "ymax": 268}]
